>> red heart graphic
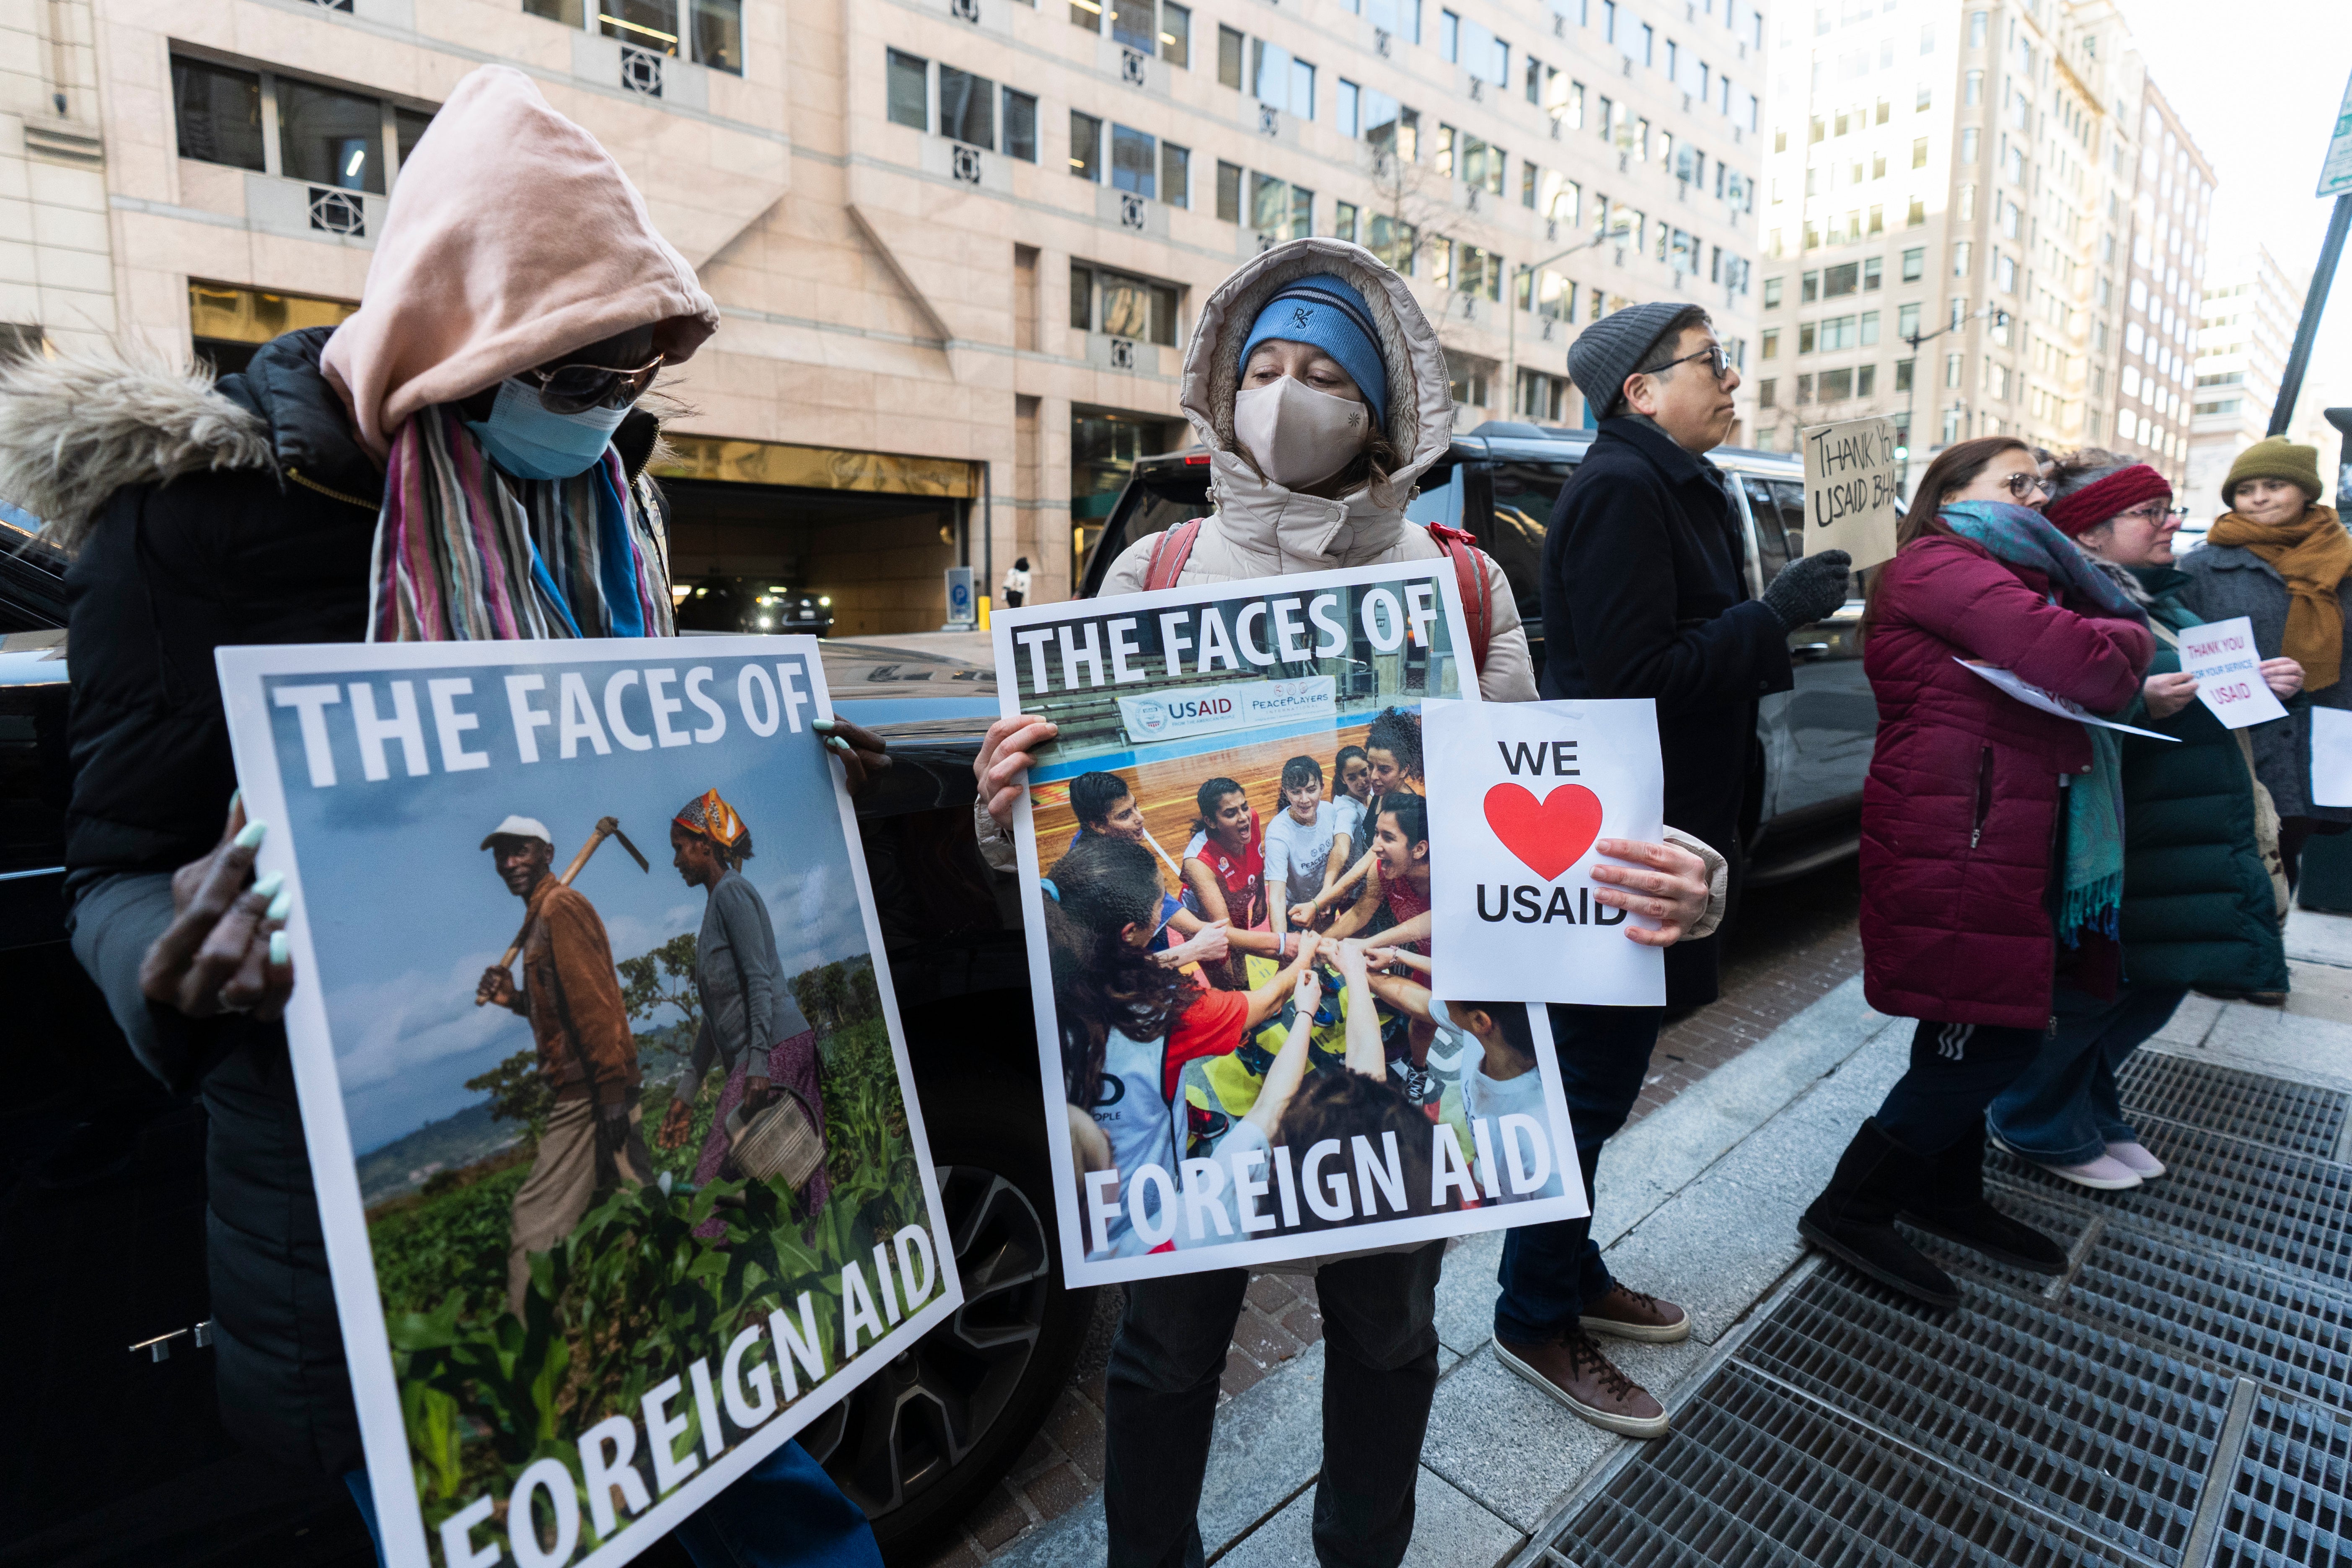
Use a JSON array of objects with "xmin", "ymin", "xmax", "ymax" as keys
[{"xmin": 1483, "ymin": 783, "xmax": 1605, "ymax": 882}]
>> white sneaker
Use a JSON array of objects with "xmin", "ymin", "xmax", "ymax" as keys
[
  {"xmin": 2105, "ymin": 1141, "xmax": 2166, "ymax": 1180},
  {"xmin": 1391, "ymin": 1061, "xmax": 1434, "ymax": 1105},
  {"xmin": 2036, "ymin": 1152, "xmax": 2142, "ymax": 1191}
]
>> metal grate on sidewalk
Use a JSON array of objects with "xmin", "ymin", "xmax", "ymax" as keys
[
  {"xmin": 2210, "ymin": 1395, "xmax": 2352, "ymax": 1568},
  {"xmin": 2114, "ymin": 1056, "xmax": 2350, "ymax": 1159}
]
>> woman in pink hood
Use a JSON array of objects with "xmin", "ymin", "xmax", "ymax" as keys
[{"xmin": 0, "ymin": 65, "xmax": 884, "ymax": 1568}]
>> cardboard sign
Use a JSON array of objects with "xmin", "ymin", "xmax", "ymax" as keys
[
  {"xmin": 1423, "ymin": 700, "xmax": 1667, "ymax": 1006},
  {"xmin": 2175, "ymin": 616, "xmax": 2290, "ymax": 730},
  {"xmin": 1955, "ymin": 660, "xmax": 2180, "ymax": 742},
  {"xmin": 2314, "ymin": 708, "xmax": 2352, "ymax": 808},
  {"xmin": 1802, "ymin": 415, "xmax": 1902, "ymax": 571},
  {"xmin": 218, "ymin": 637, "xmax": 960, "ymax": 1568},
  {"xmin": 995, "ymin": 564, "xmax": 1586, "ymax": 1286}
]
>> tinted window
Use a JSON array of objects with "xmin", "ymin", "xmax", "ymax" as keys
[
  {"xmin": 1402, "ymin": 463, "xmax": 1462, "ymax": 530},
  {"xmin": 1741, "ymin": 476, "xmax": 1801, "ymax": 579},
  {"xmin": 277, "ymin": 81, "xmax": 386, "ymax": 193},
  {"xmin": 172, "ymin": 57, "xmax": 265, "ymax": 172},
  {"xmin": 1488, "ymin": 460, "xmax": 1574, "ymax": 617}
]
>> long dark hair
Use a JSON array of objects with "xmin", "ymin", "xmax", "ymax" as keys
[
  {"xmin": 1864, "ymin": 435, "xmax": 2035, "ymax": 638},
  {"xmin": 1365, "ymin": 706, "xmax": 1423, "ymax": 782},
  {"xmin": 1191, "ymin": 776, "xmax": 1247, "ymax": 836},
  {"xmin": 1045, "ymin": 836, "xmax": 1190, "ymax": 1109}
]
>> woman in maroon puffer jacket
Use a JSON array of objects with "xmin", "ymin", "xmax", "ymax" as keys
[{"xmin": 1799, "ymin": 436, "xmax": 2156, "ymax": 1309}]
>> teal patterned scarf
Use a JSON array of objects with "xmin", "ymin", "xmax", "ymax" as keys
[{"xmin": 1941, "ymin": 501, "xmax": 2146, "ymax": 947}]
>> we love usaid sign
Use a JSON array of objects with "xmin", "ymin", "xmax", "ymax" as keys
[{"xmin": 1424, "ymin": 700, "xmax": 1667, "ymax": 1005}]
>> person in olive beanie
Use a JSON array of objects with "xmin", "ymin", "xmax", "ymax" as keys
[{"xmin": 2223, "ymin": 436, "xmax": 2326, "ymax": 509}]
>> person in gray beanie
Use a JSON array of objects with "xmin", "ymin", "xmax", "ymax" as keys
[{"xmin": 1493, "ymin": 302, "xmax": 1853, "ymax": 1439}]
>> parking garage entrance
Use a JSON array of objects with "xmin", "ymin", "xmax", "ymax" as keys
[{"xmin": 654, "ymin": 436, "xmax": 977, "ymax": 639}]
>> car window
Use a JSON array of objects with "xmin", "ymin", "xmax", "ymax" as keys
[
  {"xmin": 1741, "ymin": 476, "xmax": 1791, "ymax": 580},
  {"xmin": 1488, "ymin": 460, "xmax": 1575, "ymax": 617},
  {"xmin": 1402, "ymin": 463, "xmax": 1462, "ymax": 530}
]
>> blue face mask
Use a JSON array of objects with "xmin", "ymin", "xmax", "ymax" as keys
[{"xmin": 465, "ymin": 378, "xmax": 631, "ymax": 480}]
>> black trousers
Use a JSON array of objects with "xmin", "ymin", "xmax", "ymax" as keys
[
  {"xmin": 1872, "ymin": 1017, "xmax": 2047, "ymax": 1156},
  {"xmin": 1101, "ymin": 1242, "xmax": 1444, "ymax": 1568}
]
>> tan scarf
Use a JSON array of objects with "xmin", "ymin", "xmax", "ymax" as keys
[{"xmin": 2207, "ymin": 504, "xmax": 2350, "ymax": 690}]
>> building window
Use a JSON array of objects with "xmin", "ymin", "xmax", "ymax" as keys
[
  {"xmin": 276, "ymin": 80, "xmax": 386, "ymax": 192},
  {"xmin": 1217, "ymin": 25, "xmax": 1244, "ymax": 88},
  {"xmin": 1819, "ymin": 367, "xmax": 1852, "ymax": 400},
  {"xmin": 886, "ymin": 49, "xmax": 928, "ymax": 130},
  {"xmin": 939, "ymin": 66, "xmax": 994, "ymax": 149},
  {"xmin": 1859, "ymin": 310, "xmax": 1879, "ymax": 345},
  {"xmin": 1216, "ymin": 160, "xmax": 1243, "ymax": 221},
  {"xmin": 1003, "ymin": 88, "xmax": 1039, "ymax": 160},
  {"xmin": 1109, "ymin": 0, "xmax": 1155, "ymax": 53},
  {"xmin": 1335, "ymin": 199, "xmax": 1359, "ymax": 242},
  {"xmin": 1110, "ymin": 123, "xmax": 1157, "ymax": 195},
  {"xmin": 1440, "ymin": 7, "xmax": 1459, "ymax": 60},
  {"xmin": 1761, "ymin": 328, "xmax": 1779, "ymax": 359},
  {"xmin": 1758, "ymin": 378, "xmax": 1776, "ymax": 407},
  {"xmin": 1763, "ymin": 276, "xmax": 1783, "ymax": 308},
  {"xmin": 1161, "ymin": 141, "xmax": 1189, "ymax": 206},
  {"xmin": 1460, "ymin": 135, "xmax": 1505, "ymax": 196},
  {"xmin": 1952, "ymin": 241, "xmax": 1971, "ymax": 276},
  {"xmin": 1071, "ymin": 0, "xmax": 1100, "ymax": 31},
  {"xmin": 1070, "ymin": 110, "xmax": 1102, "ymax": 179},
  {"xmin": 1338, "ymin": 79, "xmax": 1360, "ymax": 136},
  {"xmin": 1368, "ymin": 214, "xmax": 1417, "ymax": 274},
  {"xmin": 1797, "ymin": 373, "xmax": 1814, "ymax": 402},
  {"xmin": 1161, "ymin": 2, "xmax": 1191, "ymax": 64},
  {"xmin": 1945, "ymin": 352, "xmax": 1963, "ymax": 388},
  {"xmin": 1894, "ymin": 358, "xmax": 1913, "ymax": 391},
  {"xmin": 1907, "ymin": 197, "xmax": 1925, "ymax": 227},
  {"xmin": 174, "ymin": 54, "xmax": 442, "ymax": 193},
  {"xmin": 1862, "ymin": 256, "xmax": 1882, "ymax": 290},
  {"xmin": 1897, "ymin": 302, "xmax": 1920, "ymax": 338},
  {"xmin": 1365, "ymin": 91, "xmax": 1418, "ymax": 161},
  {"xmin": 173, "ymin": 58, "xmax": 266, "ymax": 171},
  {"xmin": 1913, "ymin": 136, "xmax": 1930, "ymax": 169},
  {"xmin": 1071, "ymin": 263, "xmax": 1180, "ymax": 344},
  {"xmin": 1822, "ymin": 261, "xmax": 1858, "ymax": 298},
  {"xmin": 587, "ymin": 0, "xmax": 740, "ymax": 72}
]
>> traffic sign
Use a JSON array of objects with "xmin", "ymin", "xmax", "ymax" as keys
[{"xmin": 2321, "ymin": 68, "xmax": 2352, "ymax": 199}]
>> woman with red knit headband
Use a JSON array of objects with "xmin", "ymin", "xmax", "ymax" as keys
[{"xmin": 1983, "ymin": 453, "xmax": 2302, "ymax": 1193}]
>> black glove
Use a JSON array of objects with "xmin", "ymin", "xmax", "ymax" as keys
[{"xmin": 1760, "ymin": 550, "xmax": 1853, "ymax": 630}]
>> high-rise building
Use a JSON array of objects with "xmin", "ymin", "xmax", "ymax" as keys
[
  {"xmin": 2089, "ymin": 74, "xmax": 2212, "ymax": 485},
  {"xmin": 1749, "ymin": 0, "xmax": 2211, "ymax": 494},
  {"xmin": 0, "ymin": 0, "xmax": 110, "ymax": 360},
  {"xmin": 2185, "ymin": 242, "xmax": 2310, "ymax": 520},
  {"xmin": 21, "ymin": 0, "xmax": 1764, "ymax": 624}
]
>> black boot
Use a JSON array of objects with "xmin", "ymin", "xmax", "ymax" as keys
[
  {"xmin": 1799, "ymin": 1120, "xmax": 1960, "ymax": 1309},
  {"xmin": 1898, "ymin": 1115, "xmax": 2068, "ymax": 1274}
]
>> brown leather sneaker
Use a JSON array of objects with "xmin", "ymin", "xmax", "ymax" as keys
[
  {"xmin": 1581, "ymin": 1283, "xmax": 1692, "ymax": 1344},
  {"xmin": 1494, "ymin": 1328, "xmax": 1670, "ymax": 1439}
]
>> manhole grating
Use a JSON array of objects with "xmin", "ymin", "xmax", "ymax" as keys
[
  {"xmin": 2210, "ymin": 1394, "xmax": 2352, "ymax": 1567},
  {"xmin": 2116, "ymin": 1056, "xmax": 2350, "ymax": 1159},
  {"xmin": 1735, "ymin": 1271, "xmax": 2222, "ymax": 1562},
  {"xmin": 2065, "ymin": 1227, "xmax": 2352, "ymax": 1418},
  {"xmin": 1545, "ymin": 1362, "xmax": 2148, "ymax": 1567}
]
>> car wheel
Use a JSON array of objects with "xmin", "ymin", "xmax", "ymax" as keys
[{"xmin": 802, "ymin": 1078, "xmax": 1098, "ymax": 1559}]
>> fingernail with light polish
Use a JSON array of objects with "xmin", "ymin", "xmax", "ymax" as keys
[
  {"xmin": 812, "ymin": 718, "xmax": 836, "ymax": 731},
  {"xmin": 267, "ymin": 890, "xmax": 292, "ymax": 921},
  {"xmin": 269, "ymin": 931, "xmax": 289, "ymax": 966},
  {"xmin": 234, "ymin": 820, "xmax": 268, "ymax": 850},
  {"xmin": 829, "ymin": 736, "xmax": 853, "ymax": 754},
  {"xmin": 253, "ymin": 871, "xmax": 285, "ymax": 900}
]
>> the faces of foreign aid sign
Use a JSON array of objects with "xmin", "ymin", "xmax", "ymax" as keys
[
  {"xmin": 216, "ymin": 637, "xmax": 958, "ymax": 1568},
  {"xmin": 994, "ymin": 563, "xmax": 1588, "ymax": 1289}
]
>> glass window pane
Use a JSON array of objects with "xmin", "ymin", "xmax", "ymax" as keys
[
  {"xmin": 1110, "ymin": 0, "xmax": 1154, "ymax": 52},
  {"xmin": 1289, "ymin": 185, "xmax": 1312, "ymax": 238},
  {"xmin": 887, "ymin": 50, "xmax": 927, "ymax": 130},
  {"xmin": 1003, "ymin": 89, "xmax": 1038, "ymax": 160},
  {"xmin": 393, "ymin": 107, "xmax": 435, "ymax": 174},
  {"xmin": 1218, "ymin": 25, "xmax": 1244, "ymax": 88},
  {"xmin": 940, "ymin": 66, "xmax": 994, "ymax": 148},
  {"xmin": 691, "ymin": 0, "xmax": 743, "ymax": 73},
  {"xmin": 1337, "ymin": 79, "xmax": 1358, "ymax": 136},
  {"xmin": 1216, "ymin": 160, "xmax": 1242, "ymax": 221},
  {"xmin": 171, "ymin": 57, "xmax": 265, "ymax": 172},
  {"xmin": 1070, "ymin": 110, "xmax": 1102, "ymax": 179},
  {"xmin": 1100, "ymin": 273, "xmax": 1152, "ymax": 337},
  {"xmin": 1290, "ymin": 60, "xmax": 1314, "ymax": 119},
  {"xmin": 524, "ymin": 0, "xmax": 585, "ymax": 21},
  {"xmin": 1251, "ymin": 171, "xmax": 1288, "ymax": 231},
  {"xmin": 1161, "ymin": 2, "xmax": 1190, "ymax": 64},
  {"xmin": 1335, "ymin": 199, "xmax": 1358, "ymax": 242},
  {"xmin": 599, "ymin": 0, "xmax": 680, "ymax": 54},
  {"xmin": 1160, "ymin": 142, "xmax": 1189, "ymax": 206},
  {"xmin": 1070, "ymin": 0, "xmax": 1101, "ymax": 31},
  {"xmin": 1149, "ymin": 283, "xmax": 1178, "ymax": 346},
  {"xmin": 277, "ymin": 81, "xmax": 386, "ymax": 193},
  {"xmin": 1111, "ymin": 124, "xmax": 1156, "ymax": 196},
  {"xmin": 1071, "ymin": 263, "xmax": 1092, "ymax": 329},
  {"xmin": 1252, "ymin": 39, "xmax": 1291, "ymax": 107}
]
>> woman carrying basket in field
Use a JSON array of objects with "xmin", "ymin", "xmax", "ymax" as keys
[{"xmin": 657, "ymin": 788, "xmax": 831, "ymax": 1216}]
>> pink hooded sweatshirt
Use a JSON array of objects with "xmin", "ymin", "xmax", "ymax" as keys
[{"xmin": 320, "ymin": 65, "xmax": 720, "ymax": 460}]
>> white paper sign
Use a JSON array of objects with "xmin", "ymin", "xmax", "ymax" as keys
[
  {"xmin": 1955, "ymin": 660, "xmax": 2181, "ymax": 743},
  {"xmin": 1424, "ymin": 700, "xmax": 1667, "ymax": 1005},
  {"xmin": 2314, "ymin": 707, "xmax": 2352, "ymax": 807},
  {"xmin": 1803, "ymin": 415, "xmax": 1902, "ymax": 572},
  {"xmin": 2174, "ymin": 616, "xmax": 2290, "ymax": 729}
]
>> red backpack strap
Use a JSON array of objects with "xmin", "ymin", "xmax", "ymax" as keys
[
  {"xmin": 1144, "ymin": 518, "xmax": 1204, "ymax": 592},
  {"xmin": 1423, "ymin": 523, "xmax": 1492, "ymax": 677}
]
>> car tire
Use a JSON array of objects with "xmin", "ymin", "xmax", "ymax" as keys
[{"xmin": 800, "ymin": 1073, "xmax": 1098, "ymax": 1560}]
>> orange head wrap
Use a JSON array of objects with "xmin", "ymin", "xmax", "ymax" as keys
[{"xmin": 674, "ymin": 788, "xmax": 752, "ymax": 863}]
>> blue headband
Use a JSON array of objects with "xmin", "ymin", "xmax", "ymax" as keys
[{"xmin": 1239, "ymin": 274, "xmax": 1389, "ymax": 419}]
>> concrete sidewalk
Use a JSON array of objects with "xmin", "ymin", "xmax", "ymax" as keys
[{"xmin": 991, "ymin": 906, "xmax": 2352, "ymax": 1567}]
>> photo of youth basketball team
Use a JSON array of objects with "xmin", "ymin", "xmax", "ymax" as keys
[{"xmin": 1032, "ymin": 706, "xmax": 1569, "ymax": 1262}]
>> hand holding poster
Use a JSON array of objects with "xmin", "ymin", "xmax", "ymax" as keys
[
  {"xmin": 1803, "ymin": 416, "xmax": 1902, "ymax": 571},
  {"xmin": 1423, "ymin": 700, "xmax": 1666, "ymax": 1005},
  {"xmin": 993, "ymin": 564, "xmax": 1587, "ymax": 1286},
  {"xmin": 218, "ymin": 638, "xmax": 958, "ymax": 1568},
  {"xmin": 2174, "ymin": 616, "xmax": 2291, "ymax": 729}
]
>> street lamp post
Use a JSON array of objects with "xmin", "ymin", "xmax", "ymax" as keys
[
  {"xmin": 1896, "ymin": 301, "xmax": 2008, "ymax": 498},
  {"xmin": 1505, "ymin": 237, "xmax": 1604, "ymax": 423}
]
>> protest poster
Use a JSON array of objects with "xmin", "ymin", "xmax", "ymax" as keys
[
  {"xmin": 217, "ymin": 638, "xmax": 959, "ymax": 1568},
  {"xmin": 1422, "ymin": 700, "xmax": 1666, "ymax": 1005},
  {"xmin": 1802, "ymin": 415, "xmax": 1902, "ymax": 572},
  {"xmin": 1955, "ymin": 660, "xmax": 2181, "ymax": 742},
  {"xmin": 2314, "ymin": 708, "xmax": 2352, "ymax": 808},
  {"xmin": 994, "ymin": 563, "xmax": 1587, "ymax": 1287},
  {"xmin": 2174, "ymin": 616, "xmax": 2290, "ymax": 729}
]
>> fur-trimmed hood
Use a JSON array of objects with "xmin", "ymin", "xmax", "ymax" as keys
[
  {"xmin": 1179, "ymin": 237, "xmax": 1453, "ymax": 565},
  {"xmin": 0, "ymin": 343, "xmax": 277, "ymax": 553}
]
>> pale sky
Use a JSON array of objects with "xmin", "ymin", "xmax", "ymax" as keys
[{"xmin": 2120, "ymin": 0, "xmax": 2351, "ymax": 410}]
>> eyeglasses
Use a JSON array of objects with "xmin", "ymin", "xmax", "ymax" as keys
[
  {"xmin": 1638, "ymin": 343, "xmax": 1734, "ymax": 383},
  {"xmin": 2001, "ymin": 471, "xmax": 2051, "ymax": 499},
  {"xmin": 2113, "ymin": 502, "xmax": 2187, "ymax": 525},
  {"xmin": 518, "ymin": 352, "xmax": 665, "ymax": 415}
]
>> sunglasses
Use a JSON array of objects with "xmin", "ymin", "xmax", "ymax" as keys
[
  {"xmin": 517, "ymin": 352, "xmax": 665, "ymax": 415},
  {"xmin": 2001, "ymin": 471, "xmax": 2051, "ymax": 499},
  {"xmin": 1638, "ymin": 343, "xmax": 1734, "ymax": 383}
]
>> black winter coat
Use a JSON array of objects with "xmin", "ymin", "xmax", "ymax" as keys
[
  {"xmin": 61, "ymin": 329, "xmax": 658, "ymax": 1477},
  {"xmin": 1540, "ymin": 417, "xmax": 1793, "ymax": 1004}
]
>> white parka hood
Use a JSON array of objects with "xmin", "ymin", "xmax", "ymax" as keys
[{"xmin": 1180, "ymin": 238, "xmax": 1454, "ymax": 566}]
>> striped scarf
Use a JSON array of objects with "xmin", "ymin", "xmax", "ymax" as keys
[{"xmin": 367, "ymin": 405, "xmax": 675, "ymax": 642}]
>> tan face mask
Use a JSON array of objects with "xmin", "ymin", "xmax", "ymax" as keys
[{"xmin": 1233, "ymin": 375, "xmax": 1371, "ymax": 490}]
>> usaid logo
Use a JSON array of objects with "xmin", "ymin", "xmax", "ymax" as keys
[
  {"xmin": 1165, "ymin": 695, "xmax": 1237, "ymax": 722},
  {"xmin": 1129, "ymin": 699, "xmax": 1170, "ymax": 735}
]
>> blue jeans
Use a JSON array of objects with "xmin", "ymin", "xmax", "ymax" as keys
[
  {"xmin": 1492, "ymin": 1004, "xmax": 1666, "ymax": 1344},
  {"xmin": 345, "ymin": 1441, "xmax": 878, "ymax": 1568},
  {"xmin": 1988, "ymin": 983, "xmax": 2186, "ymax": 1166}
]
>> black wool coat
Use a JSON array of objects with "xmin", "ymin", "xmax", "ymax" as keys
[{"xmin": 1540, "ymin": 416, "xmax": 1793, "ymax": 1004}]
